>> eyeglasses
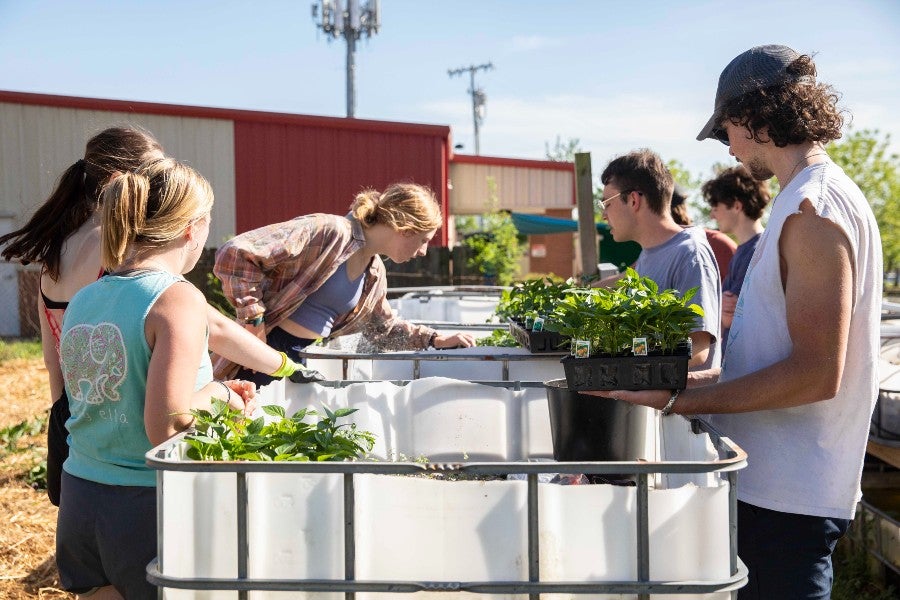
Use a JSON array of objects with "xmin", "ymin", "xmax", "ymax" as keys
[{"xmin": 598, "ymin": 189, "xmax": 635, "ymax": 211}]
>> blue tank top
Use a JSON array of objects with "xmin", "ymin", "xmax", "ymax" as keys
[
  {"xmin": 288, "ymin": 261, "xmax": 365, "ymax": 337},
  {"xmin": 60, "ymin": 271, "xmax": 212, "ymax": 487}
]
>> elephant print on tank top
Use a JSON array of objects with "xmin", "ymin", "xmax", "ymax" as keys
[{"xmin": 61, "ymin": 323, "xmax": 128, "ymax": 404}]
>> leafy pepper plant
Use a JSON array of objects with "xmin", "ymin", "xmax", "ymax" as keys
[
  {"xmin": 495, "ymin": 277, "xmax": 577, "ymax": 324},
  {"xmin": 545, "ymin": 268, "xmax": 703, "ymax": 357},
  {"xmin": 184, "ymin": 400, "xmax": 376, "ymax": 462}
]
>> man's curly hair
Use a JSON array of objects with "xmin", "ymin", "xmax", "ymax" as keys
[
  {"xmin": 701, "ymin": 165, "xmax": 771, "ymax": 220},
  {"xmin": 720, "ymin": 55, "xmax": 845, "ymax": 147}
]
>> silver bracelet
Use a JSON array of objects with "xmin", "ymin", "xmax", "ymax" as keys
[
  {"xmin": 215, "ymin": 380, "xmax": 232, "ymax": 403},
  {"xmin": 660, "ymin": 389, "xmax": 680, "ymax": 416}
]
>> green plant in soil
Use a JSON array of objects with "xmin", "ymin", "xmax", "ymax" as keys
[
  {"xmin": 0, "ymin": 415, "xmax": 49, "ymax": 490},
  {"xmin": 495, "ymin": 277, "xmax": 578, "ymax": 324},
  {"xmin": 545, "ymin": 268, "xmax": 703, "ymax": 356},
  {"xmin": 184, "ymin": 400, "xmax": 375, "ymax": 462},
  {"xmin": 475, "ymin": 329, "xmax": 518, "ymax": 347}
]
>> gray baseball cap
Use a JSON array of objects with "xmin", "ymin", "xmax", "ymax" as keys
[{"xmin": 696, "ymin": 44, "xmax": 805, "ymax": 142}]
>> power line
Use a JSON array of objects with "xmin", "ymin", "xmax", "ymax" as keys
[{"xmin": 448, "ymin": 62, "xmax": 494, "ymax": 155}]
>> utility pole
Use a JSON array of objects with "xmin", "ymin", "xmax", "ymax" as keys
[
  {"xmin": 312, "ymin": 0, "xmax": 381, "ymax": 118},
  {"xmin": 448, "ymin": 62, "xmax": 493, "ymax": 154}
]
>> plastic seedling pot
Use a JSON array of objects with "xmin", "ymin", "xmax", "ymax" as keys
[
  {"xmin": 508, "ymin": 319, "xmax": 569, "ymax": 354},
  {"xmin": 545, "ymin": 378, "xmax": 652, "ymax": 464}
]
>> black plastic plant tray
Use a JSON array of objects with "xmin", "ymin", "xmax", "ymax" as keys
[
  {"xmin": 561, "ymin": 347, "xmax": 690, "ymax": 392},
  {"xmin": 508, "ymin": 319, "xmax": 569, "ymax": 354}
]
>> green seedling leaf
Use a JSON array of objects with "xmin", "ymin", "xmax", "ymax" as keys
[{"xmin": 263, "ymin": 405, "xmax": 286, "ymax": 418}]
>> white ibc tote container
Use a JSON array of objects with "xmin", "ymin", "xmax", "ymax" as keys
[{"xmin": 148, "ymin": 378, "xmax": 747, "ymax": 599}]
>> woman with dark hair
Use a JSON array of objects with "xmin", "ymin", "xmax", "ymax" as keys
[
  {"xmin": 214, "ymin": 182, "xmax": 477, "ymax": 386},
  {"xmin": 0, "ymin": 127, "xmax": 311, "ymax": 506},
  {"xmin": 0, "ymin": 127, "xmax": 164, "ymax": 506}
]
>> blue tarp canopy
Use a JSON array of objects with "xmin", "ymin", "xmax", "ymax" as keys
[
  {"xmin": 510, "ymin": 212, "xmax": 578, "ymax": 235},
  {"xmin": 510, "ymin": 212, "xmax": 641, "ymax": 271}
]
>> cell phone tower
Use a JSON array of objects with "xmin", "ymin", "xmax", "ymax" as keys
[
  {"xmin": 448, "ymin": 62, "xmax": 493, "ymax": 155},
  {"xmin": 311, "ymin": 0, "xmax": 381, "ymax": 118}
]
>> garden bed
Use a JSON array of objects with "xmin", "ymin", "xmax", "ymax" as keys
[{"xmin": 146, "ymin": 378, "xmax": 747, "ymax": 599}]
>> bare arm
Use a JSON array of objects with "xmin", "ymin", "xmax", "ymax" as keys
[
  {"xmin": 38, "ymin": 294, "xmax": 64, "ymax": 402},
  {"xmin": 206, "ymin": 304, "xmax": 281, "ymax": 373},
  {"xmin": 611, "ymin": 200, "xmax": 853, "ymax": 414},
  {"xmin": 721, "ymin": 291, "xmax": 737, "ymax": 328},
  {"xmin": 144, "ymin": 283, "xmax": 250, "ymax": 445},
  {"xmin": 687, "ymin": 331, "xmax": 711, "ymax": 368}
]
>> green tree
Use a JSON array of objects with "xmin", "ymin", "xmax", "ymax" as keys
[
  {"xmin": 827, "ymin": 129, "xmax": 900, "ymax": 273},
  {"xmin": 457, "ymin": 178, "xmax": 525, "ymax": 285},
  {"xmin": 666, "ymin": 158, "xmax": 710, "ymax": 225},
  {"xmin": 544, "ymin": 135, "xmax": 582, "ymax": 162}
]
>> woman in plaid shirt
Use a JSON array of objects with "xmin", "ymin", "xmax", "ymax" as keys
[{"xmin": 213, "ymin": 183, "xmax": 476, "ymax": 385}]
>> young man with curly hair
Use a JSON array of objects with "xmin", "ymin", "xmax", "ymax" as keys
[
  {"xmin": 611, "ymin": 45, "xmax": 883, "ymax": 599},
  {"xmin": 701, "ymin": 165, "xmax": 771, "ymax": 349}
]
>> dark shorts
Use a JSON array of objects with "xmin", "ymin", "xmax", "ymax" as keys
[
  {"xmin": 235, "ymin": 326, "xmax": 316, "ymax": 387},
  {"xmin": 56, "ymin": 471, "xmax": 158, "ymax": 600},
  {"xmin": 46, "ymin": 390, "xmax": 70, "ymax": 506},
  {"xmin": 738, "ymin": 500, "xmax": 850, "ymax": 600}
]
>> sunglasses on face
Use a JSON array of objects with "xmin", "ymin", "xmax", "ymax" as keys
[{"xmin": 712, "ymin": 127, "xmax": 730, "ymax": 146}]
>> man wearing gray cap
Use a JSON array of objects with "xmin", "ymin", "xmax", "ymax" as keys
[{"xmin": 613, "ymin": 45, "xmax": 883, "ymax": 599}]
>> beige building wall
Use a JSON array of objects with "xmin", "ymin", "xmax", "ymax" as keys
[
  {"xmin": 0, "ymin": 102, "xmax": 236, "ymax": 247},
  {"xmin": 449, "ymin": 162, "xmax": 573, "ymax": 214}
]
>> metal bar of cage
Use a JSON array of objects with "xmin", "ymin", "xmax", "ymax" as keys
[{"xmin": 146, "ymin": 413, "xmax": 748, "ymax": 596}]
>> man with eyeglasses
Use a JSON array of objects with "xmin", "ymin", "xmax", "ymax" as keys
[
  {"xmin": 612, "ymin": 45, "xmax": 882, "ymax": 600},
  {"xmin": 597, "ymin": 148, "xmax": 722, "ymax": 372}
]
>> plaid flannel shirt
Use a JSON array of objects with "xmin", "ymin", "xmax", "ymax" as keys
[{"xmin": 211, "ymin": 213, "xmax": 435, "ymax": 379}]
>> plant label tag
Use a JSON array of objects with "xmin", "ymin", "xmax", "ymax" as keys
[
  {"xmin": 574, "ymin": 339, "xmax": 591, "ymax": 358},
  {"xmin": 532, "ymin": 317, "xmax": 544, "ymax": 332},
  {"xmin": 632, "ymin": 337, "xmax": 648, "ymax": 356},
  {"xmin": 525, "ymin": 315, "xmax": 534, "ymax": 329}
]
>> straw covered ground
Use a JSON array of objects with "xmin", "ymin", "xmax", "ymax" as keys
[{"xmin": 0, "ymin": 357, "xmax": 73, "ymax": 599}]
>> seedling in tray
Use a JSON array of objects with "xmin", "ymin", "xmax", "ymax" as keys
[{"xmin": 545, "ymin": 268, "xmax": 703, "ymax": 391}]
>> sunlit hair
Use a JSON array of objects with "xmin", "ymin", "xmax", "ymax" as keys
[
  {"xmin": 600, "ymin": 149, "xmax": 674, "ymax": 216},
  {"xmin": 101, "ymin": 157, "xmax": 214, "ymax": 269},
  {"xmin": 670, "ymin": 187, "xmax": 692, "ymax": 226},
  {"xmin": 0, "ymin": 126, "xmax": 164, "ymax": 279},
  {"xmin": 350, "ymin": 183, "xmax": 442, "ymax": 233},
  {"xmin": 720, "ymin": 54, "xmax": 845, "ymax": 147},
  {"xmin": 701, "ymin": 165, "xmax": 771, "ymax": 220}
]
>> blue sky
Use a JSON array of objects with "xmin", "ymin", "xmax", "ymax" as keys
[{"xmin": 1, "ymin": 0, "xmax": 898, "ymax": 180}]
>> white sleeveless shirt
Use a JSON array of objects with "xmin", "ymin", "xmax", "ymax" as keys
[{"xmin": 707, "ymin": 161, "xmax": 882, "ymax": 520}]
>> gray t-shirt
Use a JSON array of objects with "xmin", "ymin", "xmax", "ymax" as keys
[{"xmin": 634, "ymin": 226, "xmax": 722, "ymax": 370}]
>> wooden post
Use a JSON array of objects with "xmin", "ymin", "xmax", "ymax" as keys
[{"xmin": 574, "ymin": 152, "xmax": 598, "ymax": 277}]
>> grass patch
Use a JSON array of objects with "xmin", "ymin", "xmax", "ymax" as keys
[
  {"xmin": 0, "ymin": 338, "xmax": 42, "ymax": 363},
  {"xmin": 833, "ymin": 532, "xmax": 897, "ymax": 600}
]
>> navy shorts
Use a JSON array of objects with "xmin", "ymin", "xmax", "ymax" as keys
[
  {"xmin": 738, "ymin": 500, "xmax": 850, "ymax": 600},
  {"xmin": 46, "ymin": 389, "xmax": 70, "ymax": 506},
  {"xmin": 56, "ymin": 471, "xmax": 158, "ymax": 600}
]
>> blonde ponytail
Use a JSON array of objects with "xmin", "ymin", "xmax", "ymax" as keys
[
  {"xmin": 349, "ymin": 183, "xmax": 441, "ymax": 233},
  {"xmin": 99, "ymin": 157, "xmax": 214, "ymax": 270},
  {"xmin": 101, "ymin": 171, "xmax": 149, "ymax": 269},
  {"xmin": 350, "ymin": 189, "xmax": 381, "ymax": 225}
]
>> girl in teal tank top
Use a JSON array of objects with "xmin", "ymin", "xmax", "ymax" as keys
[{"xmin": 56, "ymin": 158, "xmax": 257, "ymax": 600}]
